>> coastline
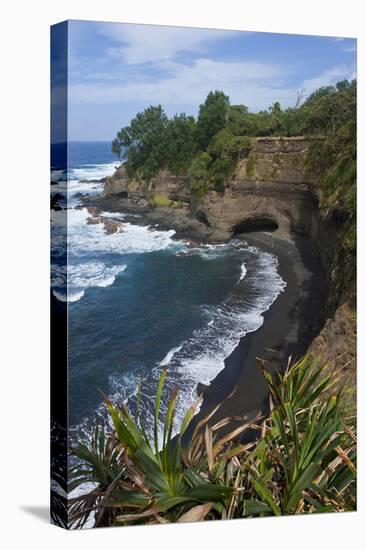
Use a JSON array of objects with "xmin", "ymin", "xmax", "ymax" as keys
[{"xmin": 186, "ymin": 230, "xmax": 328, "ymax": 440}]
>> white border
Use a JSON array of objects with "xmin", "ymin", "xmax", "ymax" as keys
[{"xmin": 1, "ymin": 1, "xmax": 364, "ymax": 548}]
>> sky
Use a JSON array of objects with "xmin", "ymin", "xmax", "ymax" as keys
[{"xmin": 60, "ymin": 20, "xmax": 356, "ymax": 141}]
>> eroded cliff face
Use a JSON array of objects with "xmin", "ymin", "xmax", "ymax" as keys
[
  {"xmin": 103, "ymin": 137, "xmax": 316, "ymax": 240},
  {"xmin": 194, "ymin": 137, "xmax": 319, "ymax": 238},
  {"xmin": 306, "ymin": 303, "xmax": 356, "ymax": 397},
  {"xmin": 194, "ymin": 138, "xmax": 352, "ymax": 311},
  {"xmin": 103, "ymin": 166, "xmax": 190, "ymax": 205},
  {"xmin": 236, "ymin": 136, "xmax": 309, "ymax": 184}
]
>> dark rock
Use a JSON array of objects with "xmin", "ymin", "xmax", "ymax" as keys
[
  {"xmin": 51, "ymin": 192, "xmax": 65, "ymax": 211},
  {"xmin": 79, "ymin": 178, "xmax": 104, "ymax": 184},
  {"xmin": 102, "ymin": 219, "xmax": 119, "ymax": 234}
]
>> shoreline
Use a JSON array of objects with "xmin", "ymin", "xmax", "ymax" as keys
[{"xmin": 185, "ymin": 230, "xmax": 328, "ymax": 440}]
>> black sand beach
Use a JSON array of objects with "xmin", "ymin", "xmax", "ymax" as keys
[{"xmin": 186, "ymin": 231, "xmax": 328, "ymax": 440}]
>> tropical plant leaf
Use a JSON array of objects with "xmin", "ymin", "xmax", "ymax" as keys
[{"xmin": 177, "ymin": 502, "xmax": 214, "ymax": 523}]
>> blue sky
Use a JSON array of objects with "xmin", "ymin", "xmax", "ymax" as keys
[{"xmin": 64, "ymin": 20, "xmax": 356, "ymax": 141}]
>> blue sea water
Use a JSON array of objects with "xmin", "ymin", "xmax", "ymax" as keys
[{"xmin": 51, "ymin": 142, "xmax": 286, "ymax": 439}]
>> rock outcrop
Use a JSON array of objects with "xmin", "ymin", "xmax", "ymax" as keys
[
  {"xmin": 307, "ymin": 303, "xmax": 356, "ymax": 396},
  {"xmin": 102, "ymin": 166, "xmax": 190, "ymax": 204},
  {"xmin": 101, "ymin": 137, "xmax": 317, "ymax": 238},
  {"xmin": 193, "ymin": 137, "xmax": 319, "ymax": 239}
]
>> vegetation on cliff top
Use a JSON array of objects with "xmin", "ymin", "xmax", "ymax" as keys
[
  {"xmin": 304, "ymin": 80, "xmax": 356, "ymax": 257},
  {"xmin": 301, "ymin": 80, "xmax": 356, "ymax": 308},
  {"xmin": 112, "ymin": 81, "xmax": 356, "ymax": 207},
  {"xmin": 69, "ymin": 356, "xmax": 356, "ymax": 528}
]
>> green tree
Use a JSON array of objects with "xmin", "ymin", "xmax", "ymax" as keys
[
  {"xmin": 281, "ymin": 107, "xmax": 307, "ymax": 136},
  {"xmin": 304, "ymin": 80, "xmax": 356, "ymax": 136},
  {"xmin": 196, "ymin": 91, "xmax": 230, "ymax": 150},
  {"xmin": 113, "ymin": 105, "xmax": 169, "ymax": 180},
  {"xmin": 207, "ymin": 129, "xmax": 253, "ymax": 191},
  {"xmin": 111, "ymin": 137, "xmax": 122, "ymax": 162},
  {"xmin": 165, "ymin": 114, "xmax": 197, "ymax": 174},
  {"xmin": 226, "ymin": 104, "xmax": 249, "ymax": 135},
  {"xmin": 305, "ymin": 79, "xmax": 356, "ymax": 257},
  {"xmin": 112, "ymin": 128, "xmax": 132, "ymax": 162},
  {"xmin": 188, "ymin": 152, "xmax": 212, "ymax": 197}
]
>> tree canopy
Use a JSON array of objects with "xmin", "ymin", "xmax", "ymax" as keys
[
  {"xmin": 112, "ymin": 105, "xmax": 169, "ymax": 180},
  {"xmin": 195, "ymin": 90, "xmax": 230, "ymax": 150},
  {"xmin": 165, "ymin": 114, "xmax": 196, "ymax": 175},
  {"xmin": 304, "ymin": 79, "xmax": 356, "ymax": 255}
]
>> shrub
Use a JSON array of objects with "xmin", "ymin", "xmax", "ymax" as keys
[
  {"xmin": 149, "ymin": 195, "xmax": 180, "ymax": 208},
  {"xmin": 188, "ymin": 152, "xmax": 212, "ymax": 198},
  {"xmin": 69, "ymin": 356, "xmax": 356, "ymax": 528}
]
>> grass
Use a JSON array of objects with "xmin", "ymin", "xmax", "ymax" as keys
[
  {"xmin": 69, "ymin": 355, "xmax": 356, "ymax": 528},
  {"xmin": 246, "ymin": 155, "xmax": 256, "ymax": 178},
  {"xmin": 149, "ymin": 194, "xmax": 181, "ymax": 208}
]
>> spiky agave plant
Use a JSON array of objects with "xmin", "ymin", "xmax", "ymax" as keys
[
  {"xmin": 202, "ymin": 356, "xmax": 356, "ymax": 518},
  {"xmin": 243, "ymin": 356, "xmax": 357, "ymax": 516},
  {"xmin": 69, "ymin": 356, "xmax": 356, "ymax": 527},
  {"xmin": 67, "ymin": 422, "xmax": 126, "ymax": 528},
  {"xmin": 69, "ymin": 369, "xmax": 253, "ymax": 528}
]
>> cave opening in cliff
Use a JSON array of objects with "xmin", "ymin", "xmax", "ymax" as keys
[
  {"xmin": 196, "ymin": 211, "xmax": 211, "ymax": 227},
  {"xmin": 231, "ymin": 217, "xmax": 279, "ymax": 235}
]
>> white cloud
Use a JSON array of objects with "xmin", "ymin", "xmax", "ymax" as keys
[
  {"xmin": 69, "ymin": 60, "xmax": 356, "ymax": 115},
  {"xmin": 69, "ymin": 60, "xmax": 355, "ymax": 112},
  {"xmin": 330, "ymin": 37, "xmax": 357, "ymax": 53},
  {"xmin": 69, "ymin": 57, "xmax": 291, "ymax": 110},
  {"xmin": 301, "ymin": 64, "xmax": 356, "ymax": 95},
  {"xmin": 98, "ymin": 23, "xmax": 242, "ymax": 65}
]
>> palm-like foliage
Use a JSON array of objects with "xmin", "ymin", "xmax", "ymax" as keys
[
  {"xmin": 239, "ymin": 358, "xmax": 356, "ymax": 516},
  {"xmin": 69, "ymin": 356, "xmax": 356, "ymax": 528}
]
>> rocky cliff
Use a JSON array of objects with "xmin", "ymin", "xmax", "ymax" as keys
[
  {"xmin": 102, "ymin": 166, "xmax": 191, "ymax": 205},
  {"xmin": 102, "ymin": 137, "xmax": 315, "ymax": 237}
]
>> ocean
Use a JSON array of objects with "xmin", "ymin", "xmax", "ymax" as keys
[{"xmin": 51, "ymin": 141, "xmax": 286, "ymax": 441}]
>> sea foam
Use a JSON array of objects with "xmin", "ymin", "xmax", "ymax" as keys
[
  {"xmin": 52, "ymin": 163, "xmax": 117, "ymax": 206},
  {"xmin": 238, "ymin": 262, "xmax": 247, "ymax": 282},
  {"xmin": 52, "ymin": 208, "xmax": 182, "ymax": 303}
]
